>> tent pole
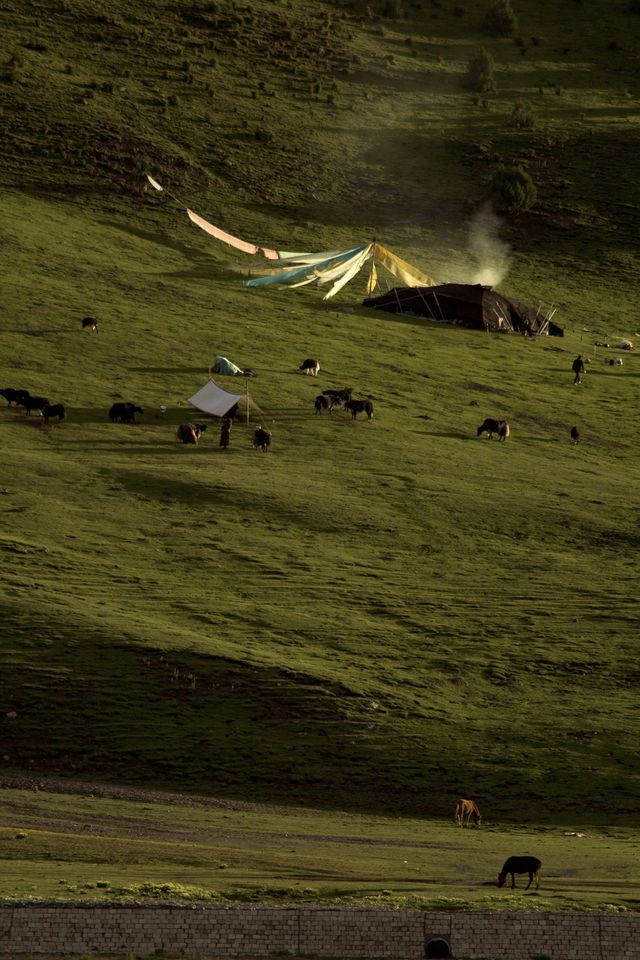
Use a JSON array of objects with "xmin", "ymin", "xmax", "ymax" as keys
[
  {"xmin": 245, "ymin": 379, "xmax": 250, "ymax": 425},
  {"xmin": 416, "ymin": 286, "xmax": 438, "ymax": 321}
]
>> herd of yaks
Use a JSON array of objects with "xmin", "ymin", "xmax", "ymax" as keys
[
  {"xmin": 0, "ymin": 350, "xmax": 575, "ymax": 448},
  {"xmin": 0, "ymin": 388, "xmax": 66, "ymax": 423},
  {"xmin": 455, "ymin": 798, "xmax": 542, "ymax": 890}
]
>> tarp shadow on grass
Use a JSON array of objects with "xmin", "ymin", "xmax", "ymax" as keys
[{"xmin": 103, "ymin": 468, "xmax": 248, "ymax": 506}]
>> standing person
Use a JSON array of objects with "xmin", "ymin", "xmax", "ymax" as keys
[
  {"xmin": 572, "ymin": 354, "xmax": 585, "ymax": 384},
  {"xmin": 220, "ymin": 418, "xmax": 232, "ymax": 450}
]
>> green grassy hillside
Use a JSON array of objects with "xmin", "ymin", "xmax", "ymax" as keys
[{"xmin": 1, "ymin": 0, "xmax": 640, "ymax": 830}]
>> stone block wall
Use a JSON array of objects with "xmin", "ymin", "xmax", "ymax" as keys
[{"xmin": 0, "ymin": 902, "xmax": 638, "ymax": 960}]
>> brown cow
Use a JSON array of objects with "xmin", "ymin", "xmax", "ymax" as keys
[{"xmin": 455, "ymin": 798, "xmax": 481, "ymax": 827}]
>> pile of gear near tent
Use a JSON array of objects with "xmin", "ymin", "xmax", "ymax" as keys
[{"xmin": 362, "ymin": 283, "xmax": 562, "ymax": 336}]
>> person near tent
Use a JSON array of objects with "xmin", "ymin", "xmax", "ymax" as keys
[
  {"xmin": 572, "ymin": 354, "xmax": 585, "ymax": 384},
  {"xmin": 220, "ymin": 418, "xmax": 232, "ymax": 450}
]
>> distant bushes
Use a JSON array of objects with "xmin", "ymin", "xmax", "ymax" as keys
[
  {"xmin": 482, "ymin": 0, "xmax": 519, "ymax": 37},
  {"xmin": 463, "ymin": 47, "xmax": 496, "ymax": 93},
  {"xmin": 489, "ymin": 163, "xmax": 537, "ymax": 213}
]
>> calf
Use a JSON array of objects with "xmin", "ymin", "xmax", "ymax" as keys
[
  {"xmin": 253, "ymin": 426, "xmax": 271, "ymax": 452},
  {"xmin": 42, "ymin": 403, "xmax": 66, "ymax": 424},
  {"xmin": 22, "ymin": 394, "xmax": 49, "ymax": 416},
  {"xmin": 498, "ymin": 856, "xmax": 541, "ymax": 890},
  {"xmin": 109, "ymin": 402, "xmax": 143, "ymax": 423},
  {"xmin": 176, "ymin": 422, "xmax": 207, "ymax": 444},
  {"xmin": 82, "ymin": 316, "xmax": 98, "ymax": 332},
  {"xmin": 345, "ymin": 398, "xmax": 374, "ymax": 420},
  {"xmin": 299, "ymin": 358, "xmax": 320, "ymax": 377},
  {"xmin": 570, "ymin": 426, "xmax": 580, "ymax": 445},
  {"xmin": 477, "ymin": 418, "xmax": 509, "ymax": 441}
]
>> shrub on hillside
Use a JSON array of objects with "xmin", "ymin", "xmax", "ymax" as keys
[
  {"xmin": 482, "ymin": 0, "xmax": 519, "ymax": 37},
  {"xmin": 509, "ymin": 99, "xmax": 535, "ymax": 129},
  {"xmin": 463, "ymin": 47, "xmax": 497, "ymax": 93},
  {"xmin": 488, "ymin": 164, "xmax": 537, "ymax": 213},
  {"xmin": 380, "ymin": 0, "xmax": 405, "ymax": 17}
]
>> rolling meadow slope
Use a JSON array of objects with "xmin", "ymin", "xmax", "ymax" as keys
[{"xmin": 1, "ymin": 0, "xmax": 639, "ymax": 827}]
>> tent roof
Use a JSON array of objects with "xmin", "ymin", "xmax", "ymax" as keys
[
  {"xmin": 187, "ymin": 378, "xmax": 262, "ymax": 418},
  {"xmin": 363, "ymin": 284, "xmax": 562, "ymax": 336}
]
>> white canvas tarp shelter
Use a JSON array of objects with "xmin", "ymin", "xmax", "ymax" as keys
[{"xmin": 187, "ymin": 378, "xmax": 262, "ymax": 418}]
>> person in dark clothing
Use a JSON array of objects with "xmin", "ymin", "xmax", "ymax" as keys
[
  {"xmin": 572, "ymin": 354, "xmax": 585, "ymax": 384},
  {"xmin": 220, "ymin": 418, "xmax": 232, "ymax": 450}
]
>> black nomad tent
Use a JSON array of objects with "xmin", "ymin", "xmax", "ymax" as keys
[{"xmin": 362, "ymin": 283, "xmax": 563, "ymax": 336}]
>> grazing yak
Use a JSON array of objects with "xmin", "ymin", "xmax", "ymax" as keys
[
  {"xmin": 345, "ymin": 398, "xmax": 374, "ymax": 420},
  {"xmin": 82, "ymin": 316, "xmax": 98, "ymax": 332},
  {"xmin": 299, "ymin": 358, "xmax": 320, "ymax": 377},
  {"xmin": 42, "ymin": 403, "xmax": 66, "ymax": 424},
  {"xmin": 0, "ymin": 388, "xmax": 30, "ymax": 407},
  {"xmin": 322, "ymin": 387, "xmax": 353, "ymax": 404},
  {"xmin": 477, "ymin": 418, "xmax": 509, "ymax": 440},
  {"xmin": 176, "ymin": 422, "xmax": 207, "ymax": 444},
  {"xmin": 498, "ymin": 856, "xmax": 541, "ymax": 890},
  {"xmin": 109, "ymin": 402, "xmax": 143, "ymax": 423},
  {"xmin": 455, "ymin": 798, "xmax": 481, "ymax": 828},
  {"xmin": 314, "ymin": 394, "xmax": 344, "ymax": 414},
  {"xmin": 253, "ymin": 426, "xmax": 271, "ymax": 452},
  {"xmin": 22, "ymin": 394, "xmax": 49, "ymax": 416}
]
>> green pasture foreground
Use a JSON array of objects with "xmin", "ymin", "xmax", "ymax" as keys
[
  {"xmin": 0, "ymin": 785, "xmax": 638, "ymax": 913},
  {"xmin": 1, "ymin": 181, "xmax": 640, "ymax": 823}
]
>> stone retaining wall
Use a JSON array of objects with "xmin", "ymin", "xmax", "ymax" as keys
[{"xmin": 0, "ymin": 903, "xmax": 638, "ymax": 960}]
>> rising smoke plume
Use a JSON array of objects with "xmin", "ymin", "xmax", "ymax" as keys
[{"xmin": 467, "ymin": 201, "xmax": 510, "ymax": 287}]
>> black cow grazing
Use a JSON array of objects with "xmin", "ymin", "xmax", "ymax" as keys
[
  {"xmin": 22, "ymin": 395, "xmax": 49, "ymax": 416},
  {"xmin": 498, "ymin": 856, "xmax": 541, "ymax": 890},
  {"xmin": 42, "ymin": 403, "xmax": 66, "ymax": 424},
  {"xmin": 571, "ymin": 426, "xmax": 580, "ymax": 445},
  {"xmin": 109, "ymin": 402, "xmax": 143, "ymax": 423},
  {"xmin": 176, "ymin": 422, "xmax": 207, "ymax": 444},
  {"xmin": 82, "ymin": 316, "xmax": 98, "ymax": 332},
  {"xmin": 299, "ymin": 358, "xmax": 320, "ymax": 377},
  {"xmin": 253, "ymin": 426, "xmax": 271, "ymax": 452},
  {"xmin": 0, "ymin": 388, "xmax": 29, "ymax": 407},
  {"xmin": 477, "ymin": 418, "xmax": 509, "ymax": 441},
  {"xmin": 345, "ymin": 398, "xmax": 374, "ymax": 420}
]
